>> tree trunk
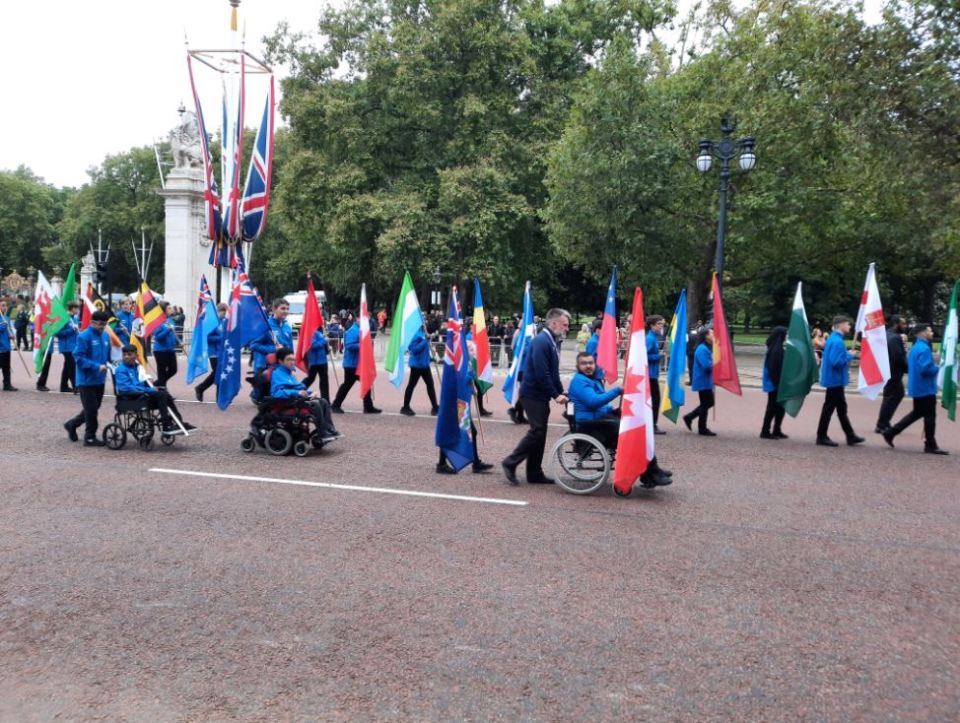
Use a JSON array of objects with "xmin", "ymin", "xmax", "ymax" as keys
[{"xmin": 686, "ymin": 239, "xmax": 717, "ymax": 329}]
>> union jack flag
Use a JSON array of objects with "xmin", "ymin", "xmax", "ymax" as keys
[
  {"xmin": 187, "ymin": 55, "xmax": 221, "ymax": 242},
  {"xmin": 241, "ymin": 76, "xmax": 275, "ymax": 242},
  {"xmin": 196, "ymin": 273, "xmax": 214, "ymax": 322},
  {"xmin": 444, "ymin": 286, "xmax": 463, "ymax": 368}
]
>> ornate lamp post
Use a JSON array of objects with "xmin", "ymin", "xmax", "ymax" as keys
[
  {"xmin": 431, "ymin": 267, "xmax": 442, "ymax": 310},
  {"xmin": 696, "ymin": 116, "xmax": 756, "ymax": 287}
]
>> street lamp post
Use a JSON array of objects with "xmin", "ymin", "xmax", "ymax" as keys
[
  {"xmin": 696, "ymin": 116, "xmax": 756, "ymax": 287},
  {"xmin": 431, "ymin": 267, "xmax": 442, "ymax": 310}
]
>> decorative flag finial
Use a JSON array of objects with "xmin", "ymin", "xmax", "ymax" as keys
[{"xmin": 229, "ymin": 0, "xmax": 240, "ymax": 32}]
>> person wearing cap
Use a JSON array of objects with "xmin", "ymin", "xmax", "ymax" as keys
[{"xmin": 64, "ymin": 310, "xmax": 111, "ymax": 446}]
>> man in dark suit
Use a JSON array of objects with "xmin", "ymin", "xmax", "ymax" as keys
[
  {"xmin": 502, "ymin": 308, "xmax": 570, "ymax": 485},
  {"xmin": 875, "ymin": 315, "xmax": 908, "ymax": 434}
]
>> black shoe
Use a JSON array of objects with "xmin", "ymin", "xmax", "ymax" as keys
[
  {"xmin": 36, "ymin": 385, "xmax": 49, "ymax": 392},
  {"xmin": 399, "ymin": 406, "xmax": 416, "ymax": 416},
  {"xmin": 331, "ymin": 406, "xmax": 344, "ymax": 414},
  {"xmin": 653, "ymin": 471, "xmax": 673, "ymax": 486},
  {"xmin": 72, "ymin": 388, "xmax": 79, "ymax": 395},
  {"xmin": 60, "ymin": 387, "xmax": 71, "ymax": 393},
  {"xmin": 2, "ymin": 386, "xmax": 18, "ymax": 392},
  {"xmin": 195, "ymin": 388, "xmax": 203, "ymax": 402},
  {"xmin": 64, "ymin": 422, "xmax": 78, "ymax": 443},
  {"xmin": 182, "ymin": 422, "xmax": 197, "ymax": 431},
  {"xmin": 683, "ymin": 415, "xmax": 693, "ymax": 432},
  {"xmin": 364, "ymin": 407, "xmax": 382, "ymax": 414},
  {"xmin": 760, "ymin": 431, "xmax": 775, "ymax": 439},
  {"xmin": 639, "ymin": 476, "xmax": 658, "ymax": 489},
  {"xmin": 882, "ymin": 429, "xmax": 896, "ymax": 448},
  {"xmin": 654, "ymin": 426, "xmax": 666, "ymax": 435},
  {"xmin": 501, "ymin": 462, "xmax": 519, "ymax": 486},
  {"xmin": 84, "ymin": 438, "xmax": 106, "ymax": 447},
  {"xmin": 655, "ymin": 467, "xmax": 673, "ymax": 477},
  {"xmin": 479, "ymin": 410, "xmax": 493, "ymax": 417},
  {"xmin": 698, "ymin": 429, "xmax": 717, "ymax": 437},
  {"xmin": 846, "ymin": 435, "xmax": 865, "ymax": 446},
  {"xmin": 817, "ymin": 437, "xmax": 839, "ymax": 447},
  {"xmin": 430, "ymin": 406, "xmax": 439, "ymax": 416},
  {"xmin": 924, "ymin": 447, "xmax": 949, "ymax": 456},
  {"xmin": 773, "ymin": 431, "xmax": 789, "ymax": 439},
  {"xmin": 874, "ymin": 425, "xmax": 887, "ymax": 434},
  {"xmin": 435, "ymin": 463, "xmax": 457, "ymax": 475},
  {"xmin": 472, "ymin": 461, "xmax": 493, "ymax": 473},
  {"xmin": 507, "ymin": 408, "xmax": 517, "ymax": 423},
  {"xmin": 527, "ymin": 475, "xmax": 553, "ymax": 484}
]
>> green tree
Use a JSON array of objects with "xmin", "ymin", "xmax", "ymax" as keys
[{"xmin": 0, "ymin": 167, "xmax": 64, "ymax": 277}]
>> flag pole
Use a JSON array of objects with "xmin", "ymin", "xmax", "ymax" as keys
[
  {"xmin": 14, "ymin": 345, "xmax": 33, "ymax": 378},
  {"xmin": 473, "ymin": 397, "xmax": 485, "ymax": 445}
]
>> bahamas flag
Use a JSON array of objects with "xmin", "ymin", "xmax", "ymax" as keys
[
  {"xmin": 660, "ymin": 289, "xmax": 688, "ymax": 423},
  {"xmin": 435, "ymin": 290, "xmax": 474, "ymax": 471},
  {"xmin": 503, "ymin": 281, "xmax": 535, "ymax": 405},
  {"xmin": 384, "ymin": 271, "xmax": 424, "ymax": 388},
  {"xmin": 472, "ymin": 279, "xmax": 493, "ymax": 394}
]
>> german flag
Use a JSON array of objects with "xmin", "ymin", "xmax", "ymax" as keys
[{"xmin": 137, "ymin": 281, "xmax": 166, "ymax": 338}]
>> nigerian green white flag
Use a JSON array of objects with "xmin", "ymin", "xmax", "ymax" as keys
[
  {"xmin": 777, "ymin": 282, "xmax": 819, "ymax": 417},
  {"xmin": 939, "ymin": 280, "xmax": 959, "ymax": 422},
  {"xmin": 384, "ymin": 271, "xmax": 425, "ymax": 388}
]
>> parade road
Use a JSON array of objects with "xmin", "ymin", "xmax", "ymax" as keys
[{"xmin": 1, "ymin": 367, "xmax": 959, "ymax": 720}]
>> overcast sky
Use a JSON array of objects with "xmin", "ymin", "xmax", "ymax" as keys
[{"xmin": 1, "ymin": 0, "xmax": 883, "ymax": 189}]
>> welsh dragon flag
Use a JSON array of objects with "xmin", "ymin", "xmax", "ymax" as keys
[
  {"xmin": 778, "ymin": 282, "xmax": 819, "ymax": 417},
  {"xmin": 33, "ymin": 269, "xmax": 71, "ymax": 373},
  {"xmin": 939, "ymin": 280, "xmax": 959, "ymax": 422},
  {"xmin": 855, "ymin": 262, "xmax": 890, "ymax": 399}
]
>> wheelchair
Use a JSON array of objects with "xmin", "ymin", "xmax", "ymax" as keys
[
  {"xmin": 102, "ymin": 393, "xmax": 183, "ymax": 451},
  {"xmin": 548, "ymin": 403, "xmax": 652, "ymax": 497},
  {"xmin": 240, "ymin": 367, "xmax": 331, "ymax": 457}
]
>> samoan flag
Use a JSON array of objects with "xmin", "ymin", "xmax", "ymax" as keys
[
  {"xmin": 434, "ymin": 289, "xmax": 474, "ymax": 471},
  {"xmin": 240, "ymin": 77, "xmax": 275, "ymax": 242},
  {"xmin": 503, "ymin": 281, "xmax": 535, "ymax": 405},
  {"xmin": 186, "ymin": 274, "xmax": 219, "ymax": 384}
]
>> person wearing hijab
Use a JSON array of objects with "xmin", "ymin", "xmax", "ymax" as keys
[{"xmin": 761, "ymin": 326, "xmax": 788, "ymax": 439}]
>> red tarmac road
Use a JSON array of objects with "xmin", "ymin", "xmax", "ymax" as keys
[{"xmin": 1, "ymin": 359, "xmax": 959, "ymax": 720}]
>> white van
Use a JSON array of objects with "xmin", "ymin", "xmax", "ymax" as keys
[{"xmin": 284, "ymin": 290, "xmax": 327, "ymax": 334}]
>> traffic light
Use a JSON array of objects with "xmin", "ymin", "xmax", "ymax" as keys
[{"xmin": 95, "ymin": 261, "xmax": 108, "ymax": 284}]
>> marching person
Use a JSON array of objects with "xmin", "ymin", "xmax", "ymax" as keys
[
  {"xmin": 251, "ymin": 299, "xmax": 293, "ymax": 373},
  {"xmin": 816, "ymin": 316, "xmax": 865, "ymax": 447},
  {"xmin": 152, "ymin": 302, "xmax": 179, "ymax": 388},
  {"xmin": 331, "ymin": 312, "xmax": 381, "ymax": 414},
  {"xmin": 502, "ymin": 308, "xmax": 570, "ymax": 485},
  {"xmin": 585, "ymin": 319, "xmax": 601, "ymax": 357},
  {"xmin": 883, "ymin": 323, "xmax": 948, "ymax": 455},
  {"xmin": 115, "ymin": 345, "xmax": 196, "ymax": 434},
  {"xmin": 0, "ymin": 299, "xmax": 16, "ymax": 391},
  {"xmin": 37, "ymin": 301, "xmax": 80, "ymax": 393},
  {"xmin": 646, "ymin": 315, "xmax": 665, "ymax": 434},
  {"xmin": 399, "ymin": 327, "xmax": 438, "ymax": 416},
  {"xmin": 760, "ymin": 326, "xmax": 788, "ymax": 439},
  {"xmin": 14, "ymin": 303, "xmax": 30, "ymax": 351},
  {"xmin": 302, "ymin": 322, "xmax": 331, "ymax": 402},
  {"xmin": 194, "ymin": 302, "xmax": 227, "ymax": 402},
  {"xmin": 683, "ymin": 327, "xmax": 716, "ymax": 436},
  {"xmin": 875, "ymin": 315, "xmax": 908, "ymax": 434},
  {"xmin": 115, "ymin": 298, "xmax": 135, "ymax": 346},
  {"xmin": 271, "ymin": 347, "xmax": 341, "ymax": 442},
  {"xmin": 64, "ymin": 310, "xmax": 111, "ymax": 446}
]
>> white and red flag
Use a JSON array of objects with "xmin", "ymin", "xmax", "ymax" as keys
[
  {"xmin": 855, "ymin": 262, "xmax": 890, "ymax": 399},
  {"xmin": 614, "ymin": 287, "xmax": 654, "ymax": 496},
  {"xmin": 358, "ymin": 283, "xmax": 377, "ymax": 398}
]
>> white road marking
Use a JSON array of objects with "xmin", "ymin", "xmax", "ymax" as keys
[{"xmin": 148, "ymin": 467, "xmax": 529, "ymax": 507}]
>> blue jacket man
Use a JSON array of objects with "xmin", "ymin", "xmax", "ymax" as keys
[
  {"xmin": 816, "ymin": 317, "xmax": 864, "ymax": 446},
  {"xmin": 65, "ymin": 311, "xmax": 111, "ymax": 445},
  {"xmin": 272, "ymin": 347, "xmax": 340, "ymax": 440},
  {"xmin": 251, "ymin": 301, "xmax": 293, "ymax": 372},
  {"xmin": 331, "ymin": 318, "xmax": 380, "ymax": 413},
  {"xmin": 270, "ymin": 363, "xmax": 310, "ymax": 399},
  {"xmin": 683, "ymin": 329, "xmax": 717, "ymax": 435},
  {"xmin": 54, "ymin": 309, "xmax": 81, "ymax": 393},
  {"xmin": 115, "ymin": 305, "xmax": 135, "ymax": 345},
  {"xmin": 342, "ymin": 322, "xmax": 360, "ymax": 369},
  {"xmin": 520, "ymin": 329, "xmax": 565, "ymax": 402},
  {"xmin": 152, "ymin": 313, "xmax": 179, "ymax": 387},
  {"xmin": 207, "ymin": 318, "xmax": 224, "ymax": 359},
  {"xmin": 307, "ymin": 328, "xmax": 328, "ymax": 367},
  {"xmin": 884, "ymin": 325, "xmax": 947, "ymax": 454},
  {"xmin": 152, "ymin": 319, "xmax": 178, "ymax": 353},
  {"xmin": 0, "ymin": 300, "xmax": 14, "ymax": 391},
  {"xmin": 691, "ymin": 342, "xmax": 714, "ymax": 392},
  {"xmin": 569, "ymin": 369, "xmax": 622, "ymax": 423},
  {"xmin": 585, "ymin": 331, "xmax": 600, "ymax": 356},
  {"xmin": 408, "ymin": 329, "xmax": 432, "ymax": 369},
  {"xmin": 646, "ymin": 315, "xmax": 665, "ymax": 432},
  {"xmin": 400, "ymin": 328, "xmax": 438, "ymax": 415},
  {"xmin": 115, "ymin": 345, "xmax": 192, "ymax": 432}
]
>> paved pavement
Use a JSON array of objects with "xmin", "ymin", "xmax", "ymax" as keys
[{"xmin": 1, "ymin": 355, "xmax": 959, "ymax": 720}]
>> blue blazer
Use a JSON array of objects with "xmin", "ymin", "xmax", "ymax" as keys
[
  {"xmin": 342, "ymin": 324, "xmax": 360, "ymax": 369},
  {"xmin": 568, "ymin": 372, "xmax": 622, "ymax": 422},
  {"xmin": 270, "ymin": 365, "xmax": 307, "ymax": 399},
  {"xmin": 646, "ymin": 330, "xmax": 661, "ymax": 378},
  {"xmin": 819, "ymin": 331, "xmax": 853, "ymax": 389},
  {"xmin": 907, "ymin": 338, "xmax": 938, "ymax": 398},
  {"xmin": 307, "ymin": 329, "xmax": 328, "ymax": 366},
  {"xmin": 408, "ymin": 329, "xmax": 432, "ymax": 369},
  {"xmin": 519, "ymin": 330, "xmax": 564, "ymax": 402},
  {"xmin": 74, "ymin": 327, "xmax": 110, "ymax": 387},
  {"xmin": 691, "ymin": 343, "xmax": 714, "ymax": 392}
]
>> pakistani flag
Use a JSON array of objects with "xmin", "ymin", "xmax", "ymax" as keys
[
  {"xmin": 939, "ymin": 280, "xmax": 959, "ymax": 422},
  {"xmin": 777, "ymin": 282, "xmax": 818, "ymax": 417},
  {"xmin": 384, "ymin": 271, "xmax": 425, "ymax": 388}
]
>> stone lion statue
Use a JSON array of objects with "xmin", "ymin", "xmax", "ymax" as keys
[{"xmin": 169, "ymin": 110, "xmax": 203, "ymax": 169}]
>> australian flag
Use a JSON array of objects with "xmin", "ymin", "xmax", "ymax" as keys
[
  {"xmin": 214, "ymin": 263, "xmax": 271, "ymax": 410},
  {"xmin": 434, "ymin": 288, "xmax": 474, "ymax": 471},
  {"xmin": 241, "ymin": 77, "xmax": 275, "ymax": 242}
]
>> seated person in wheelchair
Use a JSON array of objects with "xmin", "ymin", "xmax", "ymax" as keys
[
  {"xmin": 270, "ymin": 347, "xmax": 342, "ymax": 443},
  {"xmin": 567, "ymin": 352, "xmax": 672, "ymax": 486},
  {"xmin": 115, "ymin": 345, "xmax": 196, "ymax": 434}
]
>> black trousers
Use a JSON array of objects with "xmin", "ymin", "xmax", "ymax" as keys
[
  {"xmin": 332, "ymin": 367, "xmax": 375, "ymax": 410},
  {"xmin": 650, "ymin": 375, "xmax": 661, "ymax": 427},
  {"xmin": 503, "ymin": 397, "xmax": 551, "ymax": 480},
  {"xmin": 121, "ymin": 391, "xmax": 183, "ymax": 424},
  {"xmin": 578, "ymin": 415, "xmax": 620, "ymax": 450},
  {"xmin": 16, "ymin": 328, "xmax": 28, "ymax": 351},
  {"xmin": 684, "ymin": 390, "xmax": 715, "ymax": 432},
  {"xmin": 60, "ymin": 353, "xmax": 75, "ymax": 392},
  {"xmin": 68, "ymin": 385, "xmax": 105, "ymax": 440},
  {"xmin": 474, "ymin": 382, "xmax": 489, "ymax": 414},
  {"xmin": 817, "ymin": 386, "xmax": 855, "ymax": 440},
  {"xmin": 303, "ymin": 398, "xmax": 338, "ymax": 437},
  {"xmin": 890, "ymin": 395, "xmax": 938, "ymax": 449},
  {"xmin": 0, "ymin": 351, "xmax": 11, "ymax": 387},
  {"xmin": 195, "ymin": 357, "xmax": 218, "ymax": 395},
  {"xmin": 154, "ymin": 351, "xmax": 178, "ymax": 388},
  {"xmin": 876, "ymin": 376, "xmax": 905, "ymax": 430},
  {"xmin": 403, "ymin": 367, "xmax": 437, "ymax": 409},
  {"xmin": 303, "ymin": 364, "xmax": 330, "ymax": 402},
  {"xmin": 762, "ymin": 391, "xmax": 786, "ymax": 434},
  {"xmin": 37, "ymin": 349, "xmax": 53, "ymax": 387}
]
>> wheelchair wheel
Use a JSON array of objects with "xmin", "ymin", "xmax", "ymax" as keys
[
  {"xmin": 265, "ymin": 428, "xmax": 293, "ymax": 456},
  {"xmin": 103, "ymin": 423, "xmax": 126, "ymax": 450},
  {"xmin": 549, "ymin": 433, "xmax": 610, "ymax": 495},
  {"xmin": 129, "ymin": 415, "xmax": 151, "ymax": 440},
  {"xmin": 240, "ymin": 435, "xmax": 256, "ymax": 453},
  {"xmin": 293, "ymin": 440, "xmax": 310, "ymax": 457},
  {"xmin": 161, "ymin": 434, "xmax": 176, "ymax": 446},
  {"xmin": 139, "ymin": 432, "xmax": 155, "ymax": 451}
]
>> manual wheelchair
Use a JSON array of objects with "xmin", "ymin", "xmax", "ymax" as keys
[{"xmin": 102, "ymin": 393, "xmax": 184, "ymax": 451}]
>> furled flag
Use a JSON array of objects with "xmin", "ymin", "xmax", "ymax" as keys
[
  {"xmin": 295, "ymin": 274, "xmax": 325, "ymax": 373},
  {"xmin": 434, "ymin": 288, "xmax": 474, "ymax": 471},
  {"xmin": 60, "ymin": 263, "xmax": 76, "ymax": 308},
  {"xmin": 186, "ymin": 54, "xmax": 221, "ymax": 242},
  {"xmin": 240, "ymin": 75, "xmax": 275, "ymax": 242},
  {"xmin": 855, "ymin": 262, "xmax": 890, "ymax": 400},
  {"xmin": 660, "ymin": 289, "xmax": 688, "ymax": 423},
  {"xmin": 597, "ymin": 265, "xmax": 619, "ymax": 382},
  {"xmin": 503, "ymin": 281, "xmax": 535, "ymax": 405},
  {"xmin": 358, "ymin": 283, "xmax": 377, "ymax": 399},
  {"xmin": 614, "ymin": 287, "xmax": 654, "ymax": 495},
  {"xmin": 136, "ymin": 281, "xmax": 167, "ymax": 337},
  {"xmin": 778, "ymin": 282, "xmax": 819, "ymax": 417},
  {"xmin": 130, "ymin": 302, "xmax": 149, "ymax": 371},
  {"xmin": 33, "ymin": 271, "xmax": 70, "ymax": 373},
  {"xmin": 222, "ymin": 54, "xmax": 245, "ymax": 241},
  {"xmin": 711, "ymin": 273, "xmax": 741, "ymax": 395},
  {"xmin": 384, "ymin": 271, "xmax": 425, "ymax": 388},
  {"xmin": 939, "ymin": 280, "xmax": 959, "ymax": 422},
  {"xmin": 215, "ymin": 271, "xmax": 244, "ymax": 410},
  {"xmin": 186, "ymin": 274, "xmax": 220, "ymax": 384},
  {"xmin": 472, "ymin": 279, "xmax": 493, "ymax": 395}
]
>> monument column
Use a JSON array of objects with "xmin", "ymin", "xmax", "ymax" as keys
[{"xmin": 159, "ymin": 166, "xmax": 210, "ymax": 332}]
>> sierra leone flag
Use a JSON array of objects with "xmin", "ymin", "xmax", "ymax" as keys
[
  {"xmin": 778, "ymin": 282, "xmax": 819, "ymax": 417},
  {"xmin": 939, "ymin": 280, "xmax": 959, "ymax": 422},
  {"xmin": 384, "ymin": 271, "xmax": 425, "ymax": 388}
]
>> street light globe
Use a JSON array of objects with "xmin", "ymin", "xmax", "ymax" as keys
[
  {"xmin": 739, "ymin": 150, "xmax": 756, "ymax": 171},
  {"xmin": 696, "ymin": 153, "xmax": 712, "ymax": 173}
]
